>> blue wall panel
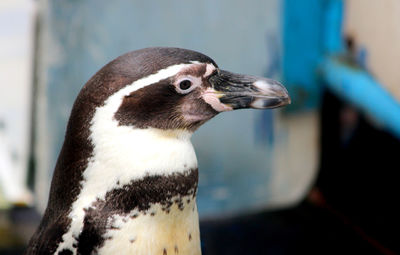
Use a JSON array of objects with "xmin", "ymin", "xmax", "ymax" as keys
[{"xmin": 282, "ymin": 0, "xmax": 325, "ymax": 110}]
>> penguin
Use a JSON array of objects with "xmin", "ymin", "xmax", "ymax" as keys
[{"xmin": 25, "ymin": 47, "xmax": 290, "ymax": 255}]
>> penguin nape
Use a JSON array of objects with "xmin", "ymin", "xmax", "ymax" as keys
[{"xmin": 25, "ymin": 47, "xmax": 290, "ymax": 255}]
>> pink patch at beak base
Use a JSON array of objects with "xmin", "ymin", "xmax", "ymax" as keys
[{"xmin": 202, "ymin": 88, "xmax": 233, "ymax": 112}]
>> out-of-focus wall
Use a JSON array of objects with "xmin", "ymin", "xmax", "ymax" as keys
[{"xmin": 345, "ymin": 0, "xmax": 400, "ymax": 102}]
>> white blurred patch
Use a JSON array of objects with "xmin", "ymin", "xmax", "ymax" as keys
[{"xmin": 0, "ymin": 0, "xmax": 35, "ymax": 206}]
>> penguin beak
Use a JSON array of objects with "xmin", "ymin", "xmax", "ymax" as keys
[{"xmin": 205, "ymin": 70, "xmax": 290, "ymax": 111}]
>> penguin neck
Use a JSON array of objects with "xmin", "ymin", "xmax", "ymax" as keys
[
  {"xmin": 79, "ymin": 126, "xmax": 199, "ymax": 219},
  {"xmin": 87, "ymin": 127, "xmax": 197, "ymax": 189}
]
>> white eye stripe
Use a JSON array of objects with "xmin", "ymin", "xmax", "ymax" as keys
[{"xmin": 204, "ymin": 63, "xmax": 217, "ymax": 77}]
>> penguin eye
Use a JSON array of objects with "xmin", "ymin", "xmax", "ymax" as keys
[
  {"xmin": 175, "ymin": 76, "xmax": 200, "ymax": 94},
  {"xmin": 179, "ymin": 80, "xmax": 192, "ymax": 90}
]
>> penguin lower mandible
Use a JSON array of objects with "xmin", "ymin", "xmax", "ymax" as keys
[{"xmin": 25, "ymin": 47, "xmax": 290, "ymax": 255}]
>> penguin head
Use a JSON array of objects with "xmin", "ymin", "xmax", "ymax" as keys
[{"xmin": 86, "ymin": 47, "xmax": 290, "ymax": 133}]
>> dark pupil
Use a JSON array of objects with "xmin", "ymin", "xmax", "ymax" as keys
[{"xmin": 179, "ymin": 80, "xmax": 192, "ymax": 90}]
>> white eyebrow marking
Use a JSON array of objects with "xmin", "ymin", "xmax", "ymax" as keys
[{"xmin": 204, "ymin": 64, "xmax": 216, "ymax": 77}]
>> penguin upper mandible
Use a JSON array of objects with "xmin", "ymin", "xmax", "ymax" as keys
[{"xmin": 25, "ymin": 47, "xmax": 290, "ymax": 255}]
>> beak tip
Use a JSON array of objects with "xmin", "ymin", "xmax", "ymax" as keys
[{"xmin": 251, "ymin": 79, "xmax": 291, "ymax": 109}]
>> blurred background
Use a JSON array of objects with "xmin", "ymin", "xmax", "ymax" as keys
[{"xmin": 1, "ymin": 0, "xmax": 399, "ymax": 254}]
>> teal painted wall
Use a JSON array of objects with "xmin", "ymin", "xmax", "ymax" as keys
[{"xmin": 36, "ymin": 0, "xmax": 284, "ymax": 216}]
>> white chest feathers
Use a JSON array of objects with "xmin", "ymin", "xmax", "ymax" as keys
[
  {"xmin": 55, "ymin": 126, "xmax": 199, "ymax": 254},
  {"xmin": 98, "ymin": 196, "xmax": 201, "ymax": 255}
]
